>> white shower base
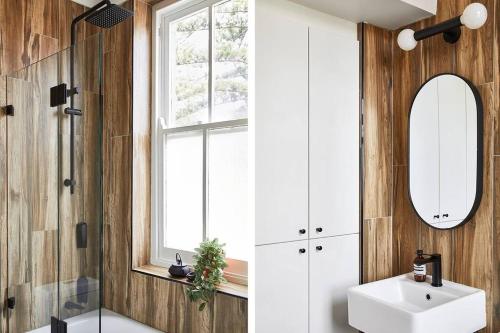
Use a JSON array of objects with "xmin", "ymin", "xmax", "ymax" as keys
[{"xmin": 29, "ymin": 308, "xmax": 161, "ymax": 333}]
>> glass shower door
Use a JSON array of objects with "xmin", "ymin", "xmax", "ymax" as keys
[{"xmin": 5, "ymin": 33, "xmax": 103, "ymax": 333}]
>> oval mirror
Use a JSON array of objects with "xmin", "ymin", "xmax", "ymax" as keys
[{"xmin": 409, "ymin": 74, "xmax": 483, "ymax": 229}]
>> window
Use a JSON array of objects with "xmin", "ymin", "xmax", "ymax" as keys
[{"xmin": 152, "ymin": 0, "xmax": 249, "ymax": 284}]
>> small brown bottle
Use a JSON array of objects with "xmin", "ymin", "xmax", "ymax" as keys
[{"xmin": 413, "ymin": 250, "xmax": 427, "ymax": 282}]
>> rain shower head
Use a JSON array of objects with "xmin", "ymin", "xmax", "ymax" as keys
[
  {"xmin": 85, "ymin": 4, "xmax": 134, "ymax": 29},
  {"xmin": 64, "ymin": 0, "xmax": 134, "ymax": 194}
]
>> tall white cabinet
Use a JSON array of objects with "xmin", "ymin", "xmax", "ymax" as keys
[{"xmin": 255, "ymin": 1, "xmax": 360, "ymax": 332}]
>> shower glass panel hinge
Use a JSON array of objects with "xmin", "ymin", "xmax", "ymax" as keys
[
  {"xmin": 51, "ymin": 317, "xmax": 68, "ymax": 333},
  {"xmin": 50, "ymin": 83, "xmax": 79, "ymax": 107},
  {"xmin": 2, "ymin": 105, "xmax": 14, "ymax": 116},
  {"xmin": 7, "ymin": 297, "xmax": 15, "ymax": 309}
]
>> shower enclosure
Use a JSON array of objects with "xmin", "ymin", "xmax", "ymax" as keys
[{"xmin": 3, "ymin": 33, "xmax": 103, "ymax": 332}]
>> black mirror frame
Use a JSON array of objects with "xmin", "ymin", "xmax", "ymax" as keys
[{"xmin": 408, "ymin": 73, "xmax": 483, "ymax": 230}]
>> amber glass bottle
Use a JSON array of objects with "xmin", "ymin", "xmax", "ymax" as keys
[{"xmin": 413, "ymin": 250, "xmax": 427, "ymax": 282}]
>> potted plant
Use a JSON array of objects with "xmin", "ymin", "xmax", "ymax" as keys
[{"xmin": 187, "ymin": 238, "xmax": 228, "ymax": 311}]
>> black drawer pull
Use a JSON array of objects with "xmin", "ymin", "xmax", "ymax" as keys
[
  {"xmin": 316, "ymin": 246, "xmax": 323, "ymax": 251},
  {"xmin": 316, "ymin": 227, "xmax": 323, "ymax": 233},
  {"xmin": 299, "ymin": 248, "xmax": 306, "ymax": 254},
  {"xmin": 299, "ymin": 229, "xmax": 306, "ymax": 234}
]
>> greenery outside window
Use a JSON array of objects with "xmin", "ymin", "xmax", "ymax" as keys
[{"xmin": 152, "ymin": 0, "xmax": 248, "ymax": 285}]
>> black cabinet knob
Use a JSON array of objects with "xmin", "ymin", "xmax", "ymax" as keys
[
  {"xmin": 316, "ymin": 246, "xmax": 323, "ymax": 251},
  {"xmin": 442, "ymin": 213, "xmax": 449, "ymax": 218},
  {"xmin": 299, "ymin": 248, "xmax": 306, "ymax": 254},
  {"xmin": 316, "ymin": 227, "xmax": 323, "ymax": 233},
  {"xmin": 433, "ymin": 215, "xmax": 439, "ymax": 219},
  {"xmin": 299, "ymin": 229, "xmax": 306, "ymax": 234}
]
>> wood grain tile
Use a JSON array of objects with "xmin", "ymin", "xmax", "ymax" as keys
[
  {"xmin": 494, "ymin": 0, "xmax": 500, "ymax": 155},
  {"xmin": 103, "ymin": 135, "xmax": 132, "ymax": 316},
  {"xmin": 392, "ymin": 165, "xmax": 419, "ymax": 275},
  {"xmin": 392, "ymin": 26, "xmax": 421, "ymax": 166},
  {"xmin": 363, "ymin": 217, "xmax": 392, "ymax": 283},
  {"xmin": 32, "ymin": 0, "xmax": 59, "ymax": 39},
  {"xmin": 213, "ymin": 291, "xmax": 248, "ymax": 333},
  {"xmin": 453, "ymin": 83, "xmax": 494, "ymax": 331},
  {"xmin": 82, "ymin": 91, "xmax": 102, "ymax": 280},
  {"xmin": 131, "ymin": 0, "xmax": 152, "ymax": 269},
  {"xmin": 493, "ymin": 156, "xmax": 500, "ymax": 333},
  {"xmin": 132, "ymin": 134, "xmax": 151, "ymax": 268},
  {"xmin": 7, "ymin": 77, "xmax": 36, "ymax": 288},
  {"xmin": 493, "ymin": 3, "xmax": 500, "ymax": 331},
  {"xmin": 455, "ymin": 0, "xmax": 494, "ymax": 85},
  {"xmin": 133, "ymin": 0, "xmax": 152, "ymax": 137},
  {"xmin": 362, "ymin": 24, "xmax": 393, "ymax": 219},
  {"xmin": 0, "ymin": 0, "xmax": 32, "ymax": 74},
  {"xmin": 57, "ymin": 0, "xmax": 85, "ymax": 51},
  {"xmin": 419, "ymin": 0, "xmax": 457, "ymax": 81}
]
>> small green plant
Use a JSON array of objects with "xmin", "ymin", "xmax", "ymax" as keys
[{"xmin": 187, "ymin": 238, "xmax": 228, "ymax": 311}]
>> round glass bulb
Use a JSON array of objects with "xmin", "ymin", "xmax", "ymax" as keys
[
  {"xmin": 460, "ymin": 3, "xmax": 487, "ymax": 29},
  {"xmin": 397, "ymin": 29, "xmax": 417, "ymax": 51}
]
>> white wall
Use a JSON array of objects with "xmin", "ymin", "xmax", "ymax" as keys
[{"xmin": 257, "ymin": 0, "xmax": 358, "ymax": 40}]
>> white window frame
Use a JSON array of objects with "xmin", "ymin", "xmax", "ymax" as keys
[{"xmin": 152, "ymin": 0, "xmax": 248, "ymax": 285}]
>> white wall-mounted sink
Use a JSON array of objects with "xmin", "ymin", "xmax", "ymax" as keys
[{"xmin": 348, "ymin": 273, "xmax": 486, "ymax": 333}]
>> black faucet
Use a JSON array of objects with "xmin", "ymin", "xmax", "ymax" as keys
[{"xmin": 418, "ymin": 254, "xmax": 443, "ymax": 287}]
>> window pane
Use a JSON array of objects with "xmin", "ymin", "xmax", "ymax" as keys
[
  {"xmin": 207, "ymin": 126, "xmax": 248, "ymax": 261},
  {"xmin": 212, "ymin": 0, "xmax": 248, "ymax": 121},
  {"xmin": 170, "ymin": 9, "xmax": 209, "ymax": 127},
  {"xmin": 164, "ymin": 131, "xmax": 204, "ymax": 251}
]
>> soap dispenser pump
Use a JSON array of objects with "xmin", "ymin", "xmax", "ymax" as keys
[{"xmin": 413, "ymin": 249, "xmax": 427, "ymax": 282}]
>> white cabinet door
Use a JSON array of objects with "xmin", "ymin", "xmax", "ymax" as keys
[
  {"xmin": 256, "ymin": 241, "xmax": 309, "ymax": 333},
  {"xmin": 409, "ymin": 78, "xmax": 440, "ymax": 223},
  {"xmin": 255, "ymin": 5, "xmax": 309, "ymax": 245},
  {"xmin": 438, "ymin": 75, "xmax": 468, "ymax": 222},
  {"xmin": 309, "ymin": 27, "xmax": 359, "ymax": 239},
  {"xmin": 309, "ymin": 234, "xmax": 359, "ymax": 333}
]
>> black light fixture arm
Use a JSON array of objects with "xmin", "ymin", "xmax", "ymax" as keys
[
  {"xmin": 398, "ymin": 3, "xmax": 487, "ymax": 51},
  {"xmin": 65, "ymin": 0, "xmax": 111, "ymax": 194},
  {"xmin": 413, "ymin": 16, "xmax": 462, "ymax": 43}
]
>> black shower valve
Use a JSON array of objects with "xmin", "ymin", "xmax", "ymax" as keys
[{"xmin": 7, "ymin": 297, "xmax": 15, "ymax": 309}]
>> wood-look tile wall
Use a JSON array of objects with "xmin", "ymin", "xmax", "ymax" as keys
[
  {"xmin": 103, "ymin": 1, "xmax": 248, "ymax": 332},
  {"xmin": 362, "ymin": 0, "xmax": 500, "ymax": 331}
]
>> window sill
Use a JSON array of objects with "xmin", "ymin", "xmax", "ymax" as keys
[{"xmin": 133, "ymin": 264, "xmax": 248, "ymax": 300}]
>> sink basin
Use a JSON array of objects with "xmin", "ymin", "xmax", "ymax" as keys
[{"xmin": 347, "ymin": 273, "xmax": 486, "ymax": 333}]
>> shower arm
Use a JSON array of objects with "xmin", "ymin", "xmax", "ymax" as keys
[
  {"xmin": 69, "ymin": 0, "xmax": 112, "ymax": 99},
  {"xmin": 64, "ymin": 0, "xmax": 111, "ymax": 194},
  {"xmin": 70, "ymin": 0, "xmax": 111, "ymax": 47}
]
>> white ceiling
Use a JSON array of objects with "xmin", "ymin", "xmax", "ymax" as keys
[
  {"xmin": 288, "ymin": 0, "xmax": 437, "ymax": 30},
  {"xmin": 71, "ymin": 0, "xmax": 436, "ymax": 30},
  {"xmin": 71, "ymin": 0, "xmax": 127, "ymax": 7}
]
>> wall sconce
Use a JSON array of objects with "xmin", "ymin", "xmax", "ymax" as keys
[{"xmin": 397, "ymin": 2, "xmax": 487, "ymax": 51}]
